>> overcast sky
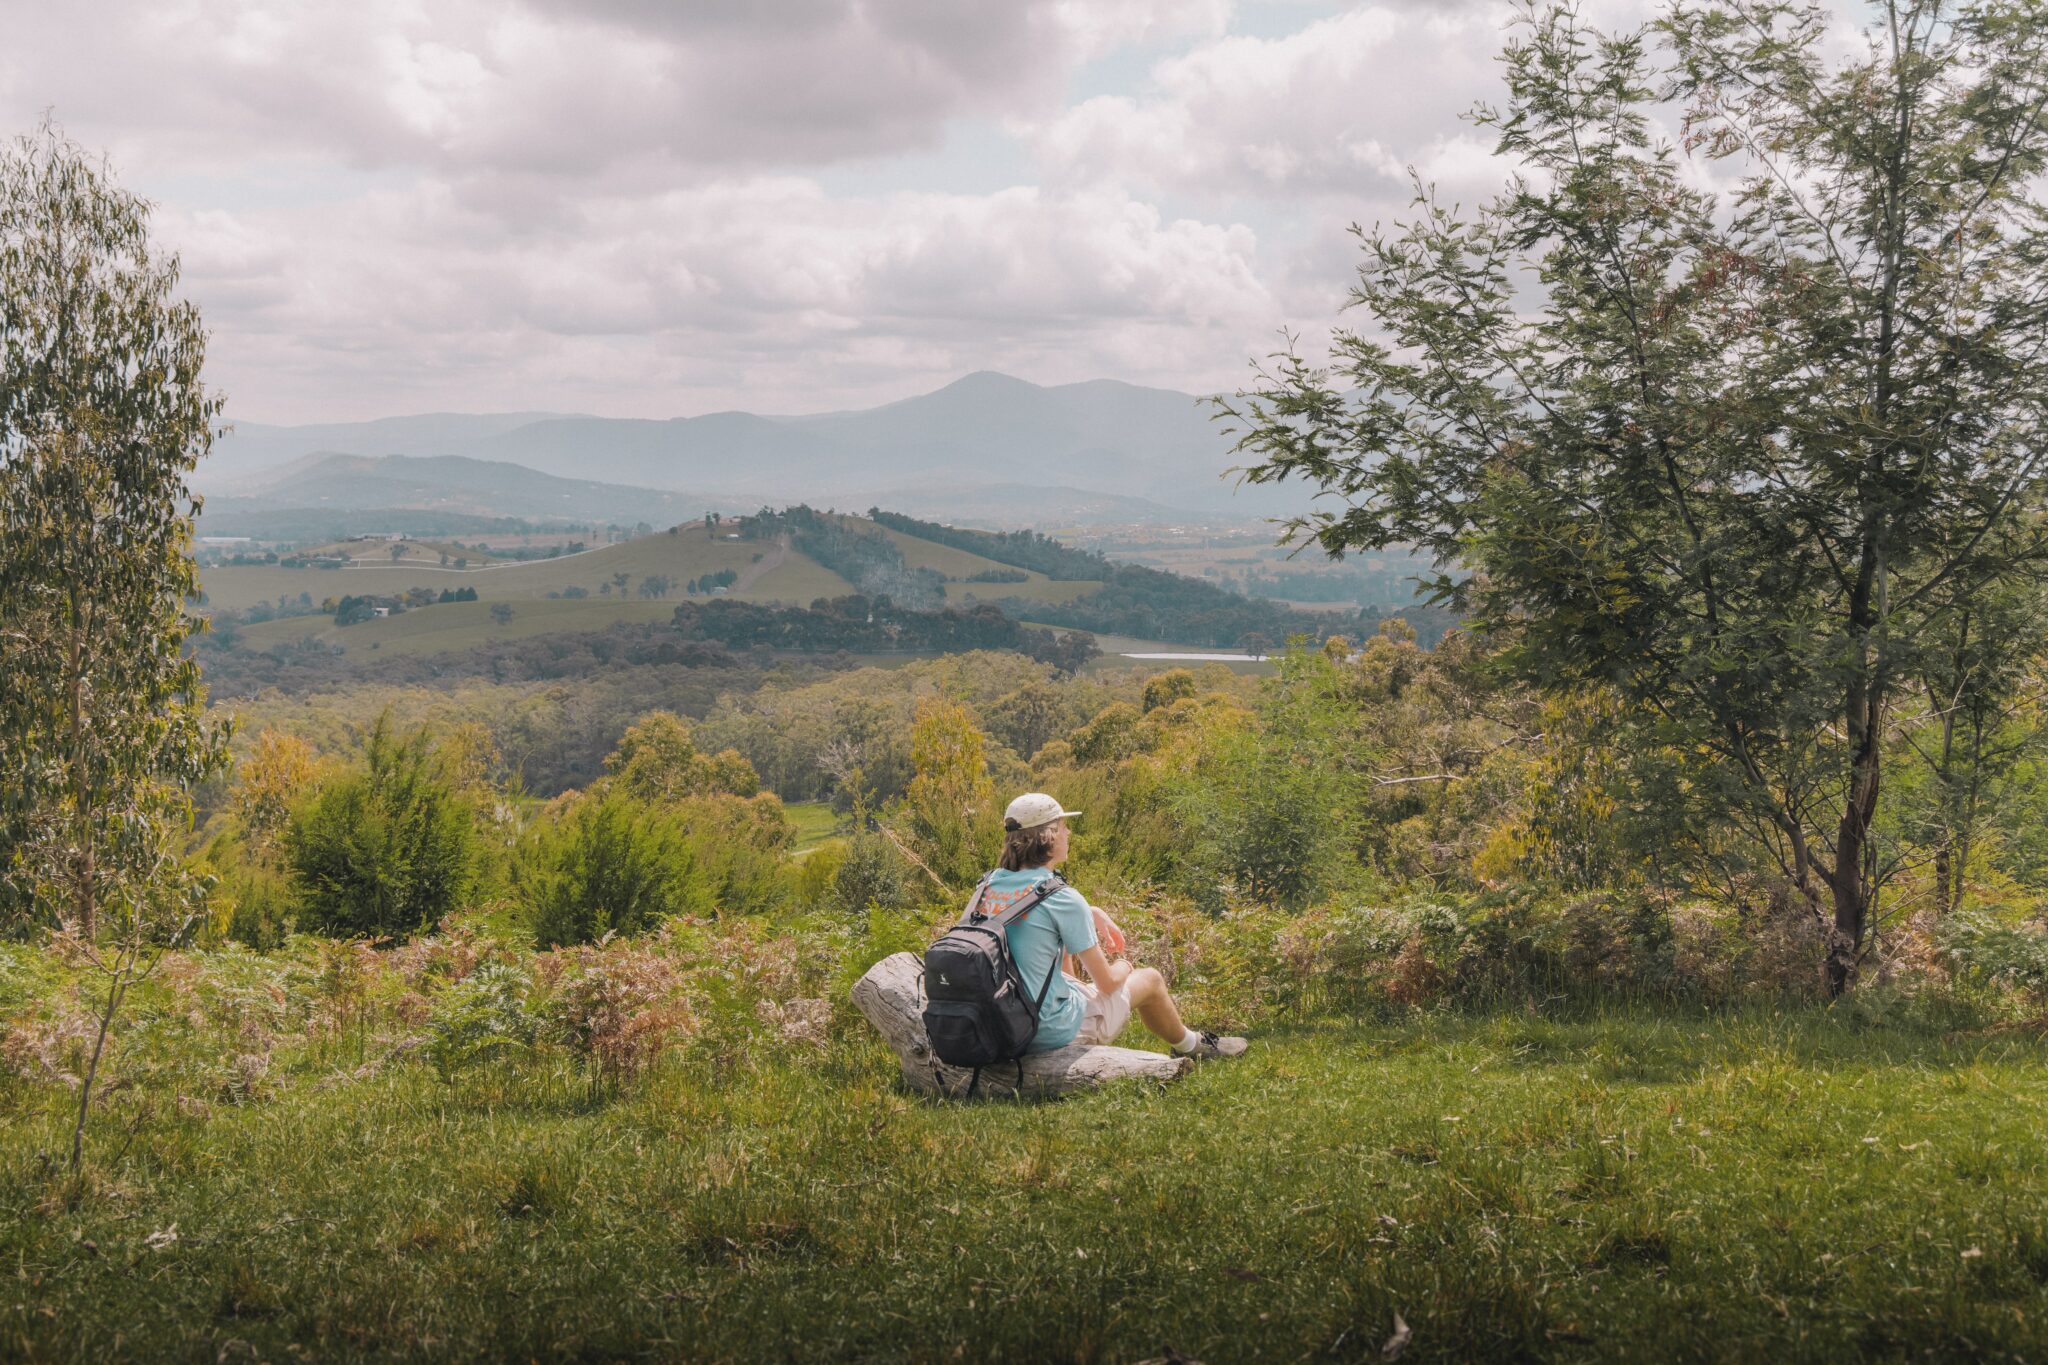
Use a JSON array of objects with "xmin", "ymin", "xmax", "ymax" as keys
[{"xmin": 9, "ymin": 0, "xmax": 1698, "ymax": 423}]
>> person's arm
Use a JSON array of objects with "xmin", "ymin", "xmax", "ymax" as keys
[
  {"xmin": 1090, "ymin": 905, "xmax": 1127, "ymax": 954},
  {"xmin": 1074, "ymin": 943, "xmax": 1131, "ymax": 992}
]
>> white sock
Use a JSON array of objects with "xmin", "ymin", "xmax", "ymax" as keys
[{"xmin": 1172, "ymin": 1029, "xmax": 1201, "ymax": 1053}]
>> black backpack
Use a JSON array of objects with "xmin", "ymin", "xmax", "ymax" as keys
[{"xmin": 922, "ymin": 872, "xmax": 1068, "ymax": 1094}]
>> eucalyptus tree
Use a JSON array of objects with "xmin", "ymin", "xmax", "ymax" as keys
[
  {"xmin": 1, "ymin": 123, "xmax": 230, "ymax": 1164},
  {"xmin": 1219, "ymin": 1, "xmax": 2048, "ymax": 992},
  {"xmin": 1, "ymin": 120, "xmax": 229, "ymax": 938}
]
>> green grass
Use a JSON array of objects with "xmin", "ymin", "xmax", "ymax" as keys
[
  {"xmin": 234, "ymin": 597, "xmax": 685, "ymax": 656},
  {"xmin": 785, "ymin": 801, "xmax": 842, "ymax": 855},
  {"xmin": 296, "ymin": 539, "xmax": 509, "ymax": 567},
  {"xmin": 866, "ymin": 522, "xmax": 1102, "ymax": 606},
  {"xmin": 3, "ymin": 966, "xmax": 2045, "ymax": 1361},
  {"xmin": 200, "ymin": 529, "xmax": 854, "ymax": 616}
]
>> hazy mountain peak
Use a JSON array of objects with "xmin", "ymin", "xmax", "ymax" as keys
[{"xmin": 204, "ymin": 372, "xmax": 1310, "ymax": 519}]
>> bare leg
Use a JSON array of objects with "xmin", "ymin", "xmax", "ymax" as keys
[{"xmin": 1124, "ymin": 967, "xmax": 1187, "ymax": 1045}]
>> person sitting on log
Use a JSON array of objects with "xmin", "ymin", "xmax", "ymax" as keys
[{"xmin": 983, "ymin": 792, "xmax": 1247, "ymax": 1060}]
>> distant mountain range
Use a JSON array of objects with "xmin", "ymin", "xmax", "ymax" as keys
[
  {"xmin": 200, "ymin": 372, "xmax": 1302, "ymax": 525},
  {"xmin": 206, "ymin": 453, "xmax": 698, "ymax": 524}
]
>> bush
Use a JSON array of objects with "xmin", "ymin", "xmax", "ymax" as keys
[
  {"xmin": 219, "ymin": 861, "xmax": 294, "ymax": 950},
  {"xmin": 534, "ymin": 947, "xmax": 693, "ymax": 1083},
  {"xmin": 420, "ymin": 962, "xmax": 536, "ymax": 1079},
  {"xmin": 793, "ymin": 838, "xmax": 850, "ymax": 909},
  {"xmin": 832, "ymin": 826, "xmax": 913, "ymax": 915},
  {"xmin": 1941, "ymin": 911, "xmax": 2048, "ymax": 997},
  {"xmin": 288, "ymin": 718, "xmax": 477, "ymax": 940},
  {"xmin": 515, "ymin": 789, "xmax": 712, "ymax": 947},
  {"xmin": 674, "ymin": 793, "xmax": 796, "ymax": 914}
]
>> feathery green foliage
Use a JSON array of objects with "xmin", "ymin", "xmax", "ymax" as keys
[
  {"xmin": 515, "ymin": 790, "xmax": 712, "ymax": 948},
  {"xmin": 0, "ymin": 122, "xmax": 230, "ymax": 936},
  {"xmin": 287, "ymin": 718, "xmax": 476, "ymax": 940}
]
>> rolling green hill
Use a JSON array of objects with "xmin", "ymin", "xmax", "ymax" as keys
[
  {"xmin": 234, "ymin": 596, "xmax": 685, "ymax": 656},
  {"xmin": 206, "ymin": 510, "xmax": 1334, "ymax": 661},
  {"xmin": 871, "ymin": 524, "xmax": 1101, "ymax": 607},
  {"xmin": 199, "ymin": 522, "xmax": 854, "ymax": 616}
]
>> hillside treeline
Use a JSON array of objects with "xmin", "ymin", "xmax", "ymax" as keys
[
  {"xmin": 668, "ymin": 593, "xmax": 1096, "ymax": 668},
  {"xmin": 872, "ymin": 507, "xmax": 1343, "ymax": 649},
  {"xmin": 740, "ymin": 505, "xmax": 948, "ymax": 609}
]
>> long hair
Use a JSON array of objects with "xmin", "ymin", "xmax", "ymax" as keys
[{"xmin": 999, "ymin": 819, "xmax": 1059, "ymax": 872}]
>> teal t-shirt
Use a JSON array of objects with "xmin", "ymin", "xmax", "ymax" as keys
[{"xmin": 978, "ymin": 868, "xmax": 1097, "ymax": 1052}]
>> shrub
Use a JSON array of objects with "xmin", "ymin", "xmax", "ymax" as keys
[
  {"xmin": 219, "ymin": 861, "xmax": 294, "ymax": 950},
  {"xmin": 534, "ymin": 948, "xmax": 692, "ymax": 1083},
  {"xmin": 420, "ymin": 963, "xmax": 535, "ymax": 1079},
  {"xmin": 832, "ymin": 827, "xmax": 913, "ymax": 915},
  {"xmin": 288, "ymin": 718, "xmax": 477, "ymax": 940},
  {"xmin": 1176, "ymin": 723, "xmax": 1344, "ymax": 911},
  {"xmin": 899, "ymin": 700, "xmax": 999, "ymax": 886},
  {"xmin": 1941, "ymin": 911, "xmax": 2048, "ymax": 998},
  {"xmin": 515, "ymin": 789, "xmax": 712, "ymax": 947},
  {"xmin": 674, "ymin": 793, "xmax": 796, "ymax": 914},
  {"xmin": 793, "ymin": 838, "xmax": 850, "ymax": 909}
]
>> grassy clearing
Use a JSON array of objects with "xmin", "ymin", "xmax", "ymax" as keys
[
  {"xmin": 938, "ymin": 576, "xmax": 1101, "ymax": 607},
  {"xmin": 294, "ymin": 540, "xmax": 508, "ymax": 568},
  {"xmin": 864, "ymin": 522, "xmax": 1102, "ymax": 607},
  {"xmin": 2, "ymin": 943, "xmax": 2043, "ymax": 1364},
  {"xmin": 785, "ymin": 801, "xmax": 842, "ymax": 855},
  {"xmin": 200, "ymin": 529, "xmax": 854, "ymax": 616},
  {"xmin": 235, "ymin": 597, "xmax": 686, "ymax": 657}
]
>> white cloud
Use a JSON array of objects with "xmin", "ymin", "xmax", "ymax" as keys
[
  {"xmin": 159, "ymin": 176, "xmax": 1276, "ymax": 420},
  {"xmin": 9, "ymin": 0, "xmax": 1224, "ymax": 185},
  {"xmin": 10, "ymin": 0, "xmax": 1845, "ymax": 424},
  {"xmin": 1029, "ymin": 4, "xmax": 1518, "ymax": 203}
]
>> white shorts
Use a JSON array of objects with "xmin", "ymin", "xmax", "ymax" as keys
[{"xmin": 1066, "ymin": 973, "xmax": 1132, "ymax": 1046}]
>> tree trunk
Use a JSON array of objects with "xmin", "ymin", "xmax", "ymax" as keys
[
  {"xmin": 70, "ymin": 969, "xmax": 125, "ymax": 1172},
  {"xmin": 850, "ymin": 952, "xmax": 1192, "ymax": 1098},
  {"xmin": 1827, "ymin": 788, "xmax": 1875, "ymax": 997}
]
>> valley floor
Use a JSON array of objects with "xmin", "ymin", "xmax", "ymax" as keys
[{"xmin": 3, "ymin": 998, "xmax": 2044, "ymax": 1361}]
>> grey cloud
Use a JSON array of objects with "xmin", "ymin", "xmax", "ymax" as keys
[
  {"xmin": 3, "ymin": 0, "xmax": 1652, "ymax": 424},
  {"xmin": 6, "ymin": 0, "xmax": 1189, "ymax": 187}
]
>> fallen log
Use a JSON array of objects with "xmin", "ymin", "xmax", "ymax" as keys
[{"xmin": 850, "ymin": 951, "xmax": 1192, "ymax": 1098}]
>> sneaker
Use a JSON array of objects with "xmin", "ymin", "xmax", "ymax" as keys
[{"xmin": 1178, "ymin": 1029, "xmax": 1248, "ymax": 1059}]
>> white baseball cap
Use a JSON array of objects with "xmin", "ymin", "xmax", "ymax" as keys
[{"xmin": 1003, "ymin": 792, "xmax": 1081, "ymax": 831}]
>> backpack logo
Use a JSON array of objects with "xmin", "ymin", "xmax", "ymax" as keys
[{"xmin": 938, "ymin": 972, "xmax": 951, "ymax": 986}]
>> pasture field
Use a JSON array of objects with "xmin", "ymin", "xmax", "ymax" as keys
[
  {"xmin": 1, "ymin": 923, "xmax": 2043, "ymax": 1363},
  {"xmin": 199, "ymin": 527, "xmax": 854, "ymax": 616},
  {"xmin": 294, "ymin": 540, "xmax": 509, "ymax": 568},
  {"xmin": 785, "ymin": 801, "xmax": 842, "ymax": 855},
  {"xmin": 866, "ymin": 522, "xmax": 1103, "ymax": 607},
  {"xmin": 233, "ymin": 597, "xmax": 686, "ymax": 657},
  {"xmin": 938, "ymin": 575, "xmax": 1100, "ymax": 607}
]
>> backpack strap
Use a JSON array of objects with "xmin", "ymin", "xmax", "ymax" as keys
[
  {"xmin": 1012, "ymin": 877, "xmax": 1071, "ymax": 1043},
  {"xmin": 958, "ymin": 871, "xmax": 996, "ymax": 924},
  {"xmin": 972, "ymin": 873, "xmax": 1067, "ymax": 932}
]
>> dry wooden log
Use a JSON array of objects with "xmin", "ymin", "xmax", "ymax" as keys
[{"xmin": 850, "ymin": 951, "xmax": 1192, "ymax": 1098}]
